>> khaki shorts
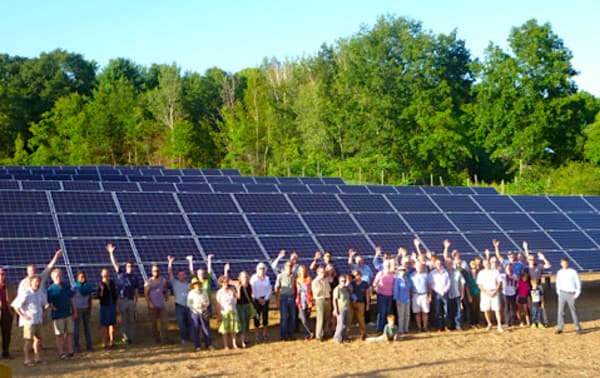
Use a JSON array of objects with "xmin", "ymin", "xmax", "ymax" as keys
[
  {"xmin": 480, "ymin": 292, "xmax": 500, "ymax": 312},
  {"xmin": 412, "ymin": 293, "xmax": 430, "ymax": 313},
  {"xmin": 23, "ymin": 323, "xmax": 43, "ymax": 340},
  {"xmin": 53, "ymin": 316, "xmax": 74, "ymax": 335}
]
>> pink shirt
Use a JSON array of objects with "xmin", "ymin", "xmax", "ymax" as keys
[
  {"xmin": 517, "ymin": 279, "xmax": 529, "ymax": 298},
  {"xmin": 374, "ymin": 271, "xmax": 395, "ymax": 296}
]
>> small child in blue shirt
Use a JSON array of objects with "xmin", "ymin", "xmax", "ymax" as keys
[{"xmin": 529, "ymin": 279, "xmax": 544, "ymax": 328}]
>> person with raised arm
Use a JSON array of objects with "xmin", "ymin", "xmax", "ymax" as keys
[
  {"xmin": 187, "ymin": 254, "xmax": 214, "ymax": 316},
  {"xmin": 555, "ymin": 258, "xmax": 582, "ymax": 335},
  {"xmin": 47, "ymin": 268, "xmax": 77, "ymax": 360},
  {"xmin": 0, "ymin": 268, "xmax": 16, "ymax": 359},
  {"xmin": 522, "ymin": 241, "xmax": 551, "ymax": 326},
  {"xmin": 494, "ymin": 239, "xmax": 524, "ymax": 278},
  {"xmin": 144, "ymin": 264, "xmax": 169, "ymax": 343},
  {"xmin": 310, "ymin": 250, "xmax": 340, "ymax": 275},
  {"xmin": 106, "ymin": 243, "xmax": 139, "ymax": 344},
  {"xmin": 18, "ymin": 248, "xmax": 63, "ymax": 294},
  {"xmin": 272, "ymin": 249, "xmax": 299, "ymax": 274},
  {"xmin": 167, "ymin": 255, "xmax": 190, "ymax": 345},
  {"xmin": 250, "ymin": 262, "xmax": 271, "ymax": 342}
]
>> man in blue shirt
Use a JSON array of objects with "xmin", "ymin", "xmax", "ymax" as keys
[
  {"xmin": 393, "ymin": 266, "xmax": 412, "ymax": 335},
  {"xmin": 47, "ymin": 269, "xmax": 76, "ymax": 360}
]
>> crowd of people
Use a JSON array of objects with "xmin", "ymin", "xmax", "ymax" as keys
[{"xmin": 0, "ymin": 238, "xmax": 584, "ymax": 367}]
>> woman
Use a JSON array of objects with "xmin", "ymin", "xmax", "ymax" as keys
[
  {"xmin": 325, "ymin": 263, "xmax": 339, "ymax": 335},
  {"xmin": 295, "ymin": 265, "xmax": 314, "ymax": 340},
  {"xmin": 250, "ymin": 262, "xmax": 272, "ymax": 342},
  {"xmin": 187, "ymin": 277, "xmax": 212, "ymax": 351},
  {"xmin": 216, "ymin": 275, "xmax": 240, "ymax": 349},
  {"xmin": 236, "ymin": 271, "xmax": 253, "ymax": 348},
  {"xmin": 97, "ymin": 268, "xmax": 118, "ymax": 349},
  {"xmin": 373, "ymin": 260, "xmax": 395, "ymax": 333}
]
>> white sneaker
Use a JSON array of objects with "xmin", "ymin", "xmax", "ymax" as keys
[
  {"xmin": 486, "ymin": 324, "xmax": 493, "ymax": 331},
  {"xmin": 497, "ymin": 326, "xmax": 504, "ymax": 333}
]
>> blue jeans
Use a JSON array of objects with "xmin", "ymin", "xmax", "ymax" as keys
[
  {"xmin": 74, "ymin": 308, "xmax": 92, "ymax": 350},
  {"xmin": 279, "ymin": 295, "xmax": 296, "ymax": 338},
  {"xmin": 448, "ymin": 297, "xmax": 462, "ymax": 329},
  {"xmin": 376, "ymin": 294, "xmax": 393, "ymax": 332},
  {"xmin": 190, "ymin": 311, "xmax": 212, "ymax": 349},
  {"xmin": 432, "ymin": 292, "xmax": 449, "ymax": 330},
  {"xmin": 175, "ymin": 304, "xmax": 191, "ymax": 341},
  {"xmin": 531, "ymin": 304, "xmax": 541, "ymax": 324}
]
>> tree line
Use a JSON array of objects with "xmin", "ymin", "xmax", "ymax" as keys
[{"xmin": 1, "ymin": 16, "xmax": 600, "ymax": 192}]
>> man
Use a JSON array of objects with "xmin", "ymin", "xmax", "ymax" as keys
[
  {"xmin": 493, "ymin": 239, "xmax": 524, "ymax": 278},
  {"xmin": 555, "ymin": 258, "xmax": 582, "ymax": 335},
  {"xmin": 107, "ymin": 243, "xmax": 140, "ymax": 344},
  {"xmin": 11, "ymin": 275, "xmax": 47, "ymax": 366},
  {"xmin": 0, "ymin": 268, "xmax": 16, "ymax": 359},
  {"xmin": 477, "ymin": 259, "xmax": 503, "ymax": 332},
  {"xmin": 272, "ymin": 249, "xmax": 299, "ymax": 274},
  {"xmin": 523, "ymin": 241, "xmax": 551, "ymax": 325},
  {"xmin": 428, "ymin": 258, "xmax": 450, "ymax": 332},
  {"xmin": 47, "ymin": 268, "xmax": 77, "ymax": 359},
  {"xmin": 311, "ymin": 266, "xmax": 332, "ymax": 341},
  {"xmin": 410, "ymin": 261, "xmax": 430, "ymax": 332},
  {"xmin": 144, "ymin": 264, "xmax": 169, "ymax": 343},
  {"xmin": 274, "ymin": 261, "xmax": 296, "ymax": 341},
  {"xmin": 18, "ymin": 248, "xmax": 63, "ymax": 294},
  {"xmin": 310, "ymin": 250, "xmax": 341, "ymax": 275},
  {"xmin": 349, "ymin": 269, "xmax": 370, "ymax": 340},
  {"xmin": 168, "ymin": 255, "xmax": 190, "ymax": 344},
  {"xmin": 447, "ymin": 259, "xmax": 465, "ymax": 331},
  {"xmin": 348, "ymin": 249, "xmax": 375, "ymax": 325}
]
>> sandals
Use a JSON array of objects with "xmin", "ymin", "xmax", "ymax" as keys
[
  {"xmin": 24, "ymin": 360, "xmax": 35, "ymax": 367},
  {"xmin": 59, "ymin": 353, "xmax": 69, "ymax": 360}
]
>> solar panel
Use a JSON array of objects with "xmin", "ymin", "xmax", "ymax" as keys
[
  {"xmin": 586, "ymin": 231, "xmax": 600, "ymax": 245},
  {"xmin": 568, "ymin": 250, "xmax": 600, "ymax": 271},
  {"xmin": 473, "ymin": 195, "xmax": 521, "ymax": 212},
  {"xmin": 176, "ymin": 183, "xmax": 213, "ymax": 193},
  {"xmin": 300, "ymin": 177, "xmax": 325, "ymax": 185},
  {"xmin": 52, "ymin": 192, "xmax": 117, "ymax": 213},
  {"xmin": 367, "ymin": 234, "xmax": 416, "ymax": 254},
  {"xmin": 59, "ymin": 214, "xmax": 127, "ymax": 237},
  {"xmin": 43, "ymin": 174, "xmax": 71, "ymax": 181},
  {"xmin": 366, "ymin": 186, "xmax": 397, "ymax": 194},
  {"xmin": 127, "ymin": 175, "xmax": 156, "ymax": 182},
  {"xmin": 489, "ymin": 213, "xmax": 540, "ymax": 232},
  {"xmin": 339, "ymin": 194, "xmax": 393, "ymax": 212},
  {"xmin": 101, "ymin": 182, "xmax": 140, "ymax": 192},
  {"xmin": 253, "ymin": 176, "xmax": 279, "ymax": 184},
  {"xmin": 73, "ymin": 174, "xmax": 100, "ymax": 181},
  {"xmin": 302, "ymin": 213, "xmax": 360, "ymax": 234},
  {"xmin": 277, "ymin": 177, "xmax": 302, "ymax": 185},
  {"xmin": 62, "ymin": 181, "xmax": 102, "ymax": 191},
  {"xmin": 447, "ymin": 186, "xmax": 475, "ymax": 194},
  {"xmin": 230, "ymin": 176, "xmax": 256, "ymax": 184},
  {"xmin": 322, "ymin": 177, "xmax": 345, "ymax": 185},
  {"xmin": 180, "ymin": 176, "xmax": 206, "ymax": 183},
  {"xmin": 21, "ymin": 181, "xmax": 61, "ymax": 191},
  {"xmin": 100, "ymin": 174, "xmax": 127, "ymax": 182},
  {"xmin": 188, "ymin": 214, "xmax": 251, "ymax": 236},
  {"xmin": 117, "ymin": 193, "xmax": 180, "ymax": 213},
  {"xmin": 64, "ymin": 239, "xmax": 134, "ymax": 265},
  {"xmin": 246, "ymin": 214, "xmax": 308, "ymax": 235},
  {"xmin": 201, "ymin": 169, "xmax": 222, "ymax": 176},
  {"xmin": 288, "ymin": 194, "xmax": 344, "ymax": 212},
  {"xmin": 125, "ymin": 214, "xmax": 191, "ymax": 236},
  {"xmin": 0, "ymin": 191, "xmax": 50, "ymax": 213},
  {"xmin": 394, "ymin": 186, "xmax": 424, "ymax": 194},
  {"xmin": 199, "ymin": 237, "xmax": 265, "ymax": 261},
  {"xmin": 548, "ymin": 231, "xmax": 597, "ymax": 250},
  {"xmin": 211, "ymin": 183, "xmax": 246, "ymax": 193},
  {"xmin": 161, "ymin": 169, "xmax": 182, "ymax": 176},
  {"xmin": 154, "ymin": 176, "xmax": 181, "ymax": 183},
  {"xmin": 447, "ymin": 213, "xmax": 499, "ymax": 231},
  {"xmin": 420, "ymin": 186, "xmax": 450, "ymax": 194},
  {"xmin": 472, "ymin": 187, "xmax": 499, "ymax": 195},
  {"xmin": 583, "ymin": 196, "xmax": 600, "ymax": 211},
  {"xmin": 0, "ymin": 181, "xmax": 19, "ymax": 190},
  {"xmin": 181, "ymin": 169, "xmax": 203, "ymax": 176},
  {"xmin": 386, "ymin": 194, "xmax": 438, "ymax": 212},
  {"xmin": 548, "ymin": 196, "xmax": 594, "ymax": 212},
  {"xmin": 402, "ymin": 213, "xmax": 456, "ymax": 232},
  {"xmin": 338, "ymin": 185, "xmax": 369, "ymax": 194},
  {"xmin": 569, "ymin": 213, "xmax": 600, "ymax": 230},
  {"xmin": 0, "ymin": 214, "xmax": 57, "ymax": 238},
  {"xmin": 507, "ymin": 231, "xmax": 559, "ymax": 250},
  {"xmin": 235, "ymin": 194, "xmax": 293, "ymax": 213},
  {"xmin": 431, "ymin": 195, "xmax": 479, "ymax": 212},
  {"xmin": 418, "ymin": 234, "xmax": 476, "ymax": 254},
  {"xmin": 354, "ymin": 213, "xmax": 410, "ymax": 233},
  {"xmin": 220, "ymin": 169, "xmax": 241, "ymax": 176},
  {"xmin": 0, "ymin": 239, "xmax": 62, "ymax": 266},
  {"xmin": 278, "ymin": 185, "xmax": 310, "ymax": 193},
  {"xmin": 139, "ymin": 183, "xmax": 176, "ymax": 192},
  {"xmin": 244, "ymin": 184, "xmax": 278, "ymax": 193},
  {"xmin": 308, "ymin": 185, "xmax": 340, "ymax": 194},
  {"xmin": 316, "ymin": 234, "xmax": 373, "ymax": 258},
  {"xmin": 529, "ymin": 213, "xmax": 576, "ymax": 231},
  {"xmin": 259, "ymin": 236, "xmax": 319, "ymax": 258},
  {"xmin": 205, "ymin": 176, "xmax": 231, "ymax": 183},
  {"xmin": 512, "ymin": 196, "xmax": 557, "ymax": 212},
  {"xmin": 178, "ymin": 193, "xmax": 238, "ymax": 213},
  {"xmin": 463, "ymin": 232, "xmax": 520, "ymax": 253},
  {"xmin": 135, "ymin": 238, "xmax": 200, "ymax": 262}
]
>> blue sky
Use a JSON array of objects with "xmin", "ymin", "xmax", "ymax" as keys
[{"xmin": 1, "ymin": 0, "xmax": 598, "ymax": 96}]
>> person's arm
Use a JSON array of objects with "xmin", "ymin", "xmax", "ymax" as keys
[
  {"xmin": 144, "ymin": 281, "xmax": 153, "ymax": 309},
  {"xmin": 522, "ymin": 241, "xmax": 530, "ymax": 257},
  {"xmin": 459, "ymin": 277, "xmax": 465, "ymax": 302},
  {"xmin": 372, "ymin": 246, "xmax": 384, "ymax": 271},
  {"xmin": 332, "ymin": 288, "xmax": 339, "ymax": 317},
  {"xmin": 186, "ymin": 255, "xmax": 195, "ymax": 276},
  {"xmin": 167, "ymin": 255, "xmax": 175, "ymax": 282},
  {"xmin": 484, "ymin": 249, "xmax": 491, "ymax": 261},
  {"xmin": 537, "ymin": 252, "xmax": 551, "ymax": 269},
  {"xmin": 443, "ymin": 240, "xmax": 450, "ymax": 260},
  {"xmin": 271, "ymin": 250, "xmax": 285, "ymax": 271},
  {"xmin": 206, "ymin": 254, "xmax": 213, "ymax": 275},
  {"xmin": 46, "ymin": 248, "xmax": 63, "ymax": 272},
  {"xmin": 310, "ymin": 251, "xmax": 321, "ymax": 271},
  {"xmin": 574, "ymin": 271, "xmax": 582, "ymax": 299},
  {"xmin": 413, "ymin": 238, "xmax": 423, "ymax": 257},
  {"xmin": 106, "ymin": 243, "xmax": 119, "ymax": 273},
  {"xmin": 365, "ymin": 285, "xmax": 371, "ymax": 311},
  {"xmin": 347, "ymin": 249, "xmax": 356, "ymax": 266},
  {"xmin": 493, "ymin": 239, "xmax": 504, "ymax": 263}
]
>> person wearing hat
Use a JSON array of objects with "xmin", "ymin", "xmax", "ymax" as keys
[
  {"xmin": 250, "ymin": 262, "xmax": 272, "ymax": 342},
  {"xmin": 187, "ymin": 277, "xmax": 212, "ymax": 351},
  {"xmin": 393, "ymin": 265, "xmax": 412, "ymax": 336}
]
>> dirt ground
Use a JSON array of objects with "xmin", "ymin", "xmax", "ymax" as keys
[{"xmin": 2, "ymin": 275, "xmax": 599, "ymax": 378}]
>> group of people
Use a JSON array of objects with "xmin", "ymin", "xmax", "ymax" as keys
[{"xmin": 0, "ymin": 238, "xmax": 584, "ymax": 367}]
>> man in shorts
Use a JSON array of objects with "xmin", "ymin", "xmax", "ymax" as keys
[
  {"xmin": 411, "ymin": 261, "xmax": 430, "ymax": 332},
  {"xmin": 11, "ymin": 275, "xmax": 47, "ymax": 366},
  {"xmin": 477, "ymin": 259, "xmax": 503, "ymax": 332},
  {"xmin": 47, "ymin": 268, "xmax": 77, "ymax": 360}
]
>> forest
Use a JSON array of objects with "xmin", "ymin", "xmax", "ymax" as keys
[{"xmin": 1, "ymin": 16, "xmax": 600, "ymax": 194}]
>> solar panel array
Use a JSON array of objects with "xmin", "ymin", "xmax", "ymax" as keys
[{"xmin": 1, "ymin": 165, "xmax": 599, "ymax": 287}]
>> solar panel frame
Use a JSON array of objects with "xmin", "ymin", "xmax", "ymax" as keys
[
  {"xmin": 302, "ymin": 213, "xmax": 361, "ymax": 234},
  {"xmin": 246, "ymin": 214, "xmax": 309, "ymax": 235},
  {"xmin": 52, "ymin": 192, "xmax": 118, "ymax": 213},
  {"xmin": 0, "ymin": 214, "xmax": 57, "ymax": 238},
  {"xmin": 431, "ymin": 195, "xmax": 480, "ymax": 212},
  {"xmin": 21, "ymin": 181, "xmax": 61, "ymax": 191},
  {"xmin": 568, "ymin": 213, "xmax": 600, "ymax": 230},
  {"xmin": 288, "ymin": 194, "xmax": 344, "ymax": 213},
  {"xmin": 548, "ymin": 196, "xmax": 595, "ymax": 212},
  {"xmin": 472, "ymin": 195, "xmax": 521, "ymax": 212},
  {"xmin": 61, "ymin": 181, "xmax": 101, "ymax": 191},
  {"xmin": 307, "ymin": 185, "xmax": 341, "ymax": 194},
  {"xmin": 117, "ymin": 192, "xmax": 180, "ymax": 213},
  {"xmin": 188, "ymin": 214, "xmax": 252, "ymax": 236},
  {"xmin": 234, "ymin": 194, "xmax": 293, "ymax": 213},
  {"xmin": 101, "ymin": 182, "xmax": 140, "ymax": 192},
  {"xmin": 178, "ymin": 193, "xmax": 238, "ymax": 213},
  {"xmin": 386, "ymin": 194, "xmax": 438, "ymax": 212},
  {"xmin": 59, "ymin": 214, "xmax": 127, "ymax": 237},
  {"xmin": 339, "ymin": 194, "xmax": 394, "ymax": 212},
  {"xmin": 277, "ymin": 185, "xmax": 311, "ymax": 193},
  {"xmin": 529, "ymin": 213, "xmax": 577, "ymax": 231},
  {"xmin": 547, "ymin": 231, "xmax": 597, "ymax": 250},
  {"xmin": 0, "ymin": 191, "xmax": 50, "ymax": 213},
  {"xmin": 338, "ymin": 185, "xmax": 369, "ymax": 194},
  {"xmin": 512, "ymin": 196, "xmax": 558, "ymax": 212},
  {"xmin": 125, "ymin": 214, "xmax": 191, "ymax": 236}
]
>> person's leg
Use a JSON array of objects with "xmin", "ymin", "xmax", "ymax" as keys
[
  {"xmin": 354, "ymin": 302, "xmax": 366, "ymax": 338},
  {"xmin": 82, "ymin": 309, "xmax": 92, "ymax": 349},
  {"xmin": 56, "ymin": 333, "xmax": 65, "ymax": 357},
  {"xmin": 454, "ymin": 298, "xmax": 462, "ymax": 330},
  {"xmin": 333, "ymin": 311, "xmax": 344, "ymax": 343},
  {"xmin": 288, "ymin": 298, "xmax": 297, "ymax": 339},
  {"xmin": 159, "ymin": 307, "xmax": 169, "ymax": 342},
  {"xmin": 23, "ymin": 338, "xmax": 33, "ymax": 364},
  {"xmin": 297, "ymin": 307, "xmax": 311, "ymax": 337},
  {"xmin": 279, "ymin": 298, "xmax": 289, "ymax": 339},
  {"xmin": 441, "ymin": 295, "xmax": 449, "ymax": 330},
  {"xmin": 190, "ymin": 312, "xmax": 201, "ymax": 349},
  {"xmin": 32, "ymin": 335, "xmax": 41, "ymax": 362},
  {"xmin": 0, "ymin": 309, "xmax": 12, "ymax": 356},
  {"xmin": 199, "ymin": 314, "xmax": 212, "ymax": 348},
  {"xmin": 315, "ymin": 299, "xmax": 324, "ymax": 340},
  {"xmin": 175, "ymin": 304, "xmax": 187, "ymax": 343},
  {"xmin": 447, "ymin": 298, "xmax": 457, "ymax": 329},
  {"xmin": 148, "ymin": 308, "xmax": 159, "ymax": 342},
  {"xmin": 108, "ymin": 325, "xmax": 115, "ymax": 345},
  {"xmin": 261, "ymin": 300, "xmax": 269, "ymax": 339},
  {"xmin": 122, "ymin": 299, "xmax": 136, "ymax": 343},
  {"xmin": 565, "ymin": 294, "xmax": 581, "ymax": 331},
  {"xmin": 73, "ymin": 313, "xmax": 81, "ymax": 352}
]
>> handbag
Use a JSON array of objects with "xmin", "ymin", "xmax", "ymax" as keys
[{"xmin": 242, "ymin": 286, "xmax": 257, "ymax": 318}]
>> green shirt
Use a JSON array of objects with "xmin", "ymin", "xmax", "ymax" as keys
[
  {"xmin": 333, "ymin": 286, "xmax": 350, "ymax": 312},
  {"xmin": 383, "ymin": 324, "xmax": 398, "ymax": 341},
  {"xmin": 275, "ymin": 271, "xmax": 295, "ymax": 297}
]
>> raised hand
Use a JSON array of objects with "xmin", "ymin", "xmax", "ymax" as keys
[
  {"xmin": 106, "ymin": 243, "xmax": 115, "ymax": 254},
  {"xmin": 278, "ymin": 249, "xmax": 286, "ymax": 258},
  {"xmin": 167, "ymin": 255, "xmax": 175, "ymax": 264}
]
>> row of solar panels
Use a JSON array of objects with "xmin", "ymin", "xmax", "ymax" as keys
[
  {"xmin": 0, "ymin": 165, "xmax": 241, "ymax": 177},
  {"xmin": 0, "ymin": 180, "xmax": 498, "ymax": 195}
]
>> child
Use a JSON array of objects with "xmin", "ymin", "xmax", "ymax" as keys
[
  {"xmin": 366, "ymin": 313, "xmax": 399, "ymax": 343},
  {"xmin": 72, "ymin": 270, "xmax": 93, "ymax": 352},
  {"xmin": 529, "ymin": 279, "xmax": 544, "ymax": 328},
  {"xmin": 11, "ymin": 275, "xmax": 48, "ymax": 366},
  {"xmin": 332, "ymin": 274, "xmax": 350, "ymax": 343},
  {"xmin": 216, "ymin": 275, "xmax": 240, "ymax": 349},
  {"xmin": 516, "ymin": 272, "xmax": 530, "ymax": 326}
]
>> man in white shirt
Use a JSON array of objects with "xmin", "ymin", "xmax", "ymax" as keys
[
  {"xmin": 555, "ymin": 258, "xmax": 582, "ymax": 335},
  {"xmin": 168, "ymin": 255, "xmax": 190, "ymax": 344},
  {"xmin": 477, "ymin": 259, "xmax": 503, "ymax": 332}
]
